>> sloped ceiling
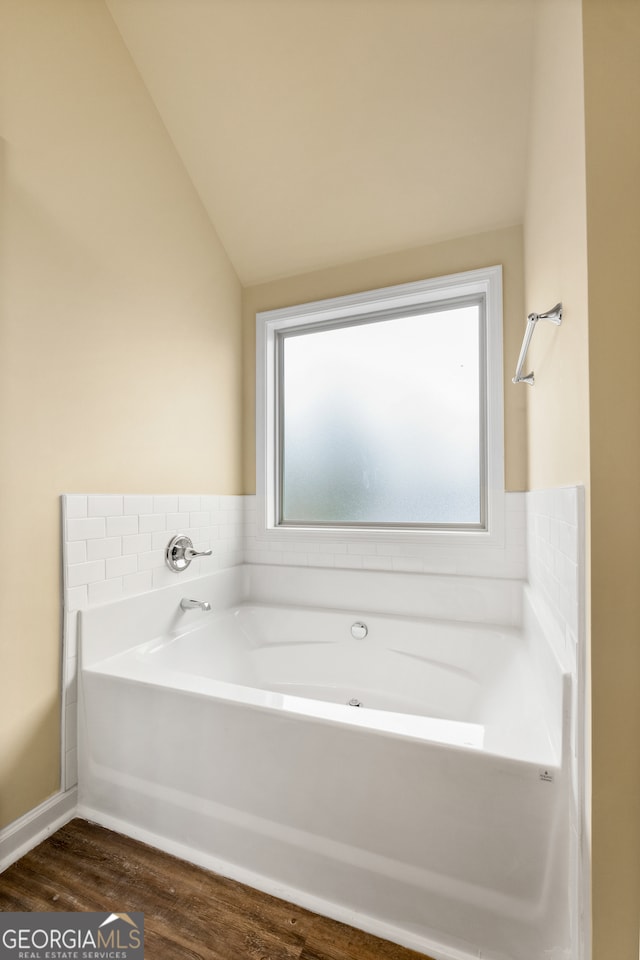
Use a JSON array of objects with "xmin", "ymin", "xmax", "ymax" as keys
[{"xmin": 107, "ymin": 0, "xmax": 535, "ymax": 286}]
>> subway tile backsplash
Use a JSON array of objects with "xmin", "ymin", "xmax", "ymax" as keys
[
  {"xmin": 63, "ymin": 494, "xmax": 245, "ymax": 613},
  {"xmin": 60, "ymin": 493, "xmax": 245, "ymax": 790},
  {"xmin": 243, "ymin": 493, "xmax": 527, "ymax": 580},
  {"xmin": 525, "ymin": 485, "xmax": 584, "ymax": 672},
  {"xmin": 61, "ymin": 487, "xmax": 583, "ymax": 794}
]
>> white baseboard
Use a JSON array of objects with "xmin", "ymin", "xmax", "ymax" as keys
[{"xmin": 0, "ymin": 788, "xmax": 78, "ymax": 873}]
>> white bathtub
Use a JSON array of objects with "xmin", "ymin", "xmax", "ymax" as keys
[{"xmin": 78, "ymin": 564, "xmax": 572, "ymax": 960}]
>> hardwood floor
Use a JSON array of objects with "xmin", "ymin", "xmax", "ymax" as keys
[{"xmin": 0, "ymin": 819, "xmax": 434, "ymax": 960}]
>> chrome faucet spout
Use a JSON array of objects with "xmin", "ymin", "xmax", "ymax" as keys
[{"xmin": 180, "ymin": 598, "xmax": 212, "ymax": 612}]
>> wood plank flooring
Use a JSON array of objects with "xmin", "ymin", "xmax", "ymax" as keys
[{"xmin": 0, "ymin": 819, "xmax": 434, "ymax": 960}]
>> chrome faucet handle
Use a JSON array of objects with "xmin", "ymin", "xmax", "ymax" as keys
[
  {"xmin": 166, "ymin": 534, "xmax": 213, "ymax": 572},
  {"xmin": 184, "ymin": 545, "xmax": 213, "ymax": 560}
]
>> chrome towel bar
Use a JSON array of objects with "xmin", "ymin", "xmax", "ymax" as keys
[{"xmin": 512, "ymin": 303, "xmax": 563, "ymax": 385}]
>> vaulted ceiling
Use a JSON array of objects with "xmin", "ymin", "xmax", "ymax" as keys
[{"xmin": 107, "ymin": 0, "xmax": 536, "ymax": 285}]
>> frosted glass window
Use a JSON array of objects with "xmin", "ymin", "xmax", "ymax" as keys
[{"xmin": 278, "ymin": 302, "xmax": 484, "ymax": 527}]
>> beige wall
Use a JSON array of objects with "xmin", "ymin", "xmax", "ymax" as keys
[
  {"xmin": 106, "ymin": 0, "xmax": 536, "ymax": 287},
  {"xmin": 525, "ymin": 0, "xmax": 640, "ymax": 957},
  {"xmin": 524, "ymin": 0, "xmax": 589, "ymax": 491},
  {"xmin": 522, "ymin": 0, "xmax": 592, "ymax": 947},
  {"xmin": 582, "ymin": 2, "xmax": 640, "ymax": 957},
  {"xmin": 0, "ymin": 0, "xmax": 243, "ymax": 827},
  {"xmin": 243, "ymin": 225, "xmax": 527, "ymax": 494}
]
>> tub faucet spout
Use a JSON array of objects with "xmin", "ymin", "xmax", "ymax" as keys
[{"xmin": 180, "ymin": 598, "xmax": 211, "ymax": 612}]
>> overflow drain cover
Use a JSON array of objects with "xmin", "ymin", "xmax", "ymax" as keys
[{"xmin": 347, "ymin": 698, "xmax": 363, "ymax": 707}]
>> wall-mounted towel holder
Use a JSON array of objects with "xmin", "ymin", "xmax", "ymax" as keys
[{"xmin": 512, "ymin": 303, "xmax": 563, "ymax": 385}]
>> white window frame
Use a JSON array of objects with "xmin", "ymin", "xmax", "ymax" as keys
[{"xmin": 256, "ymin": 265, "xmax": 505, "ymax": 546}]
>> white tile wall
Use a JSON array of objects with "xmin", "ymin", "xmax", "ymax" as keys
[
  {"xmin": 62, "ymin": 487, "xmax": 582, "ymax": 794},
  {"xmin": 526, "ymin": 486, "xmax": 584, "ymax": 672},
  {"xmin": 61, "ymin": 493, "xmax": 244, "ymax": 789},
  {"xmin": 243, "ymin": 493, "xmax": 527, "ymax": 579},
  {"xmin": 526, "ymin": 486, "xmax": 587, "ymax": 960},
  {"xmin": 63, "ymin": 494, "xmax": 244, "ymax": 613}
]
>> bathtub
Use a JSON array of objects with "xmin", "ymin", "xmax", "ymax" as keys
[{"xmin": 78, "ymin": 564, "xmax": 572, "ymax": 960}]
